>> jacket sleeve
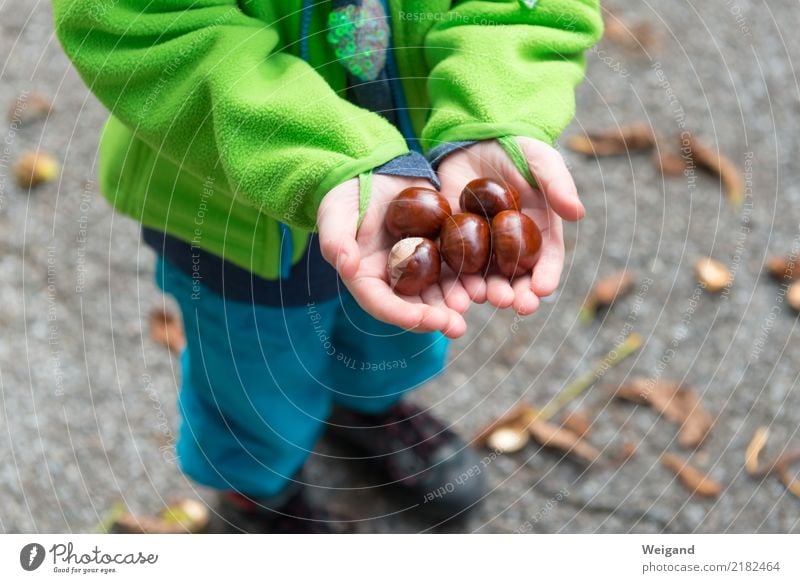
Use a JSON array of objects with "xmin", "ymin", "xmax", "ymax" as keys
[
  {"xmin": 421, "ymin": 0, "xmax": 603, "ymax": 151},
  {"xmin": 52, "ymin": 0, "xmax": 410, "ymax": 230}
]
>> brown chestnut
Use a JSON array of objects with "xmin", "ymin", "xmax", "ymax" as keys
[
  {"xmin": 492, "ymin": 211, "xmax": 542, "ymax": 278},
  {"xmin": 439, "ymin": 213, "xmax": 491, "ymax": 275},
  {"xmin": 384, "ymin": 187, "xmax": 451, "ymax": 239},
  {"xmin": 387, "ymin": 237, "xmax": 441, "ymax": 296},
  {"xmin": 460, "ymin": 178, "xmax": 520, "ymax": 218}
]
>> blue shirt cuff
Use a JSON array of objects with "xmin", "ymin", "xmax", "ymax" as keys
[
  {"xmin": 374, "ymin": 151, "xmax": 440, "ymax": 189},
  {"xmin": 426, "ymin": 141, "xmax": 478, "ymax": 170}
]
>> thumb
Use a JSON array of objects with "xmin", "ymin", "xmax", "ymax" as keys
[
  {"xmin": 317, "ymin": 179, "xmax": 361, "ymax": 279},
  {"xmin": 519, "ymin": 137, "xmax": 585, "ymax": 222}
]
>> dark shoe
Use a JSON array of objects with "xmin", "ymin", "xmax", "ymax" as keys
[
  {"xmin": 327, "ymin": 401, "xmax": 487, "ymax": 521},
  {"xmin": 211, "ymin": 482, "xmax": 341, "ymax": 534}
]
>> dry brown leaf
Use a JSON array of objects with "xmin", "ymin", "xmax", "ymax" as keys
[
  {"xmin": 561, "ymin": 410, "xmax": 592, "ymax": 438},
  {"xmin": 590, "ymin": 271, "xmax": 636, "ymax": 307},
  {"xmin": 614, "ymin": 377, "xmax": 663, "ymax": 403},
  {"xmin": 159, "ymin": 498, "xmax": 209, "ymax": 532},
  {"xmin": 568, "ymin": 124, "xmax": 655, "ymax": 157},
  {"xmin": 749, "ymin": 449, "xmax": 800, "ymax": 478},
  {"xmin": 745, "ymin": 426, "xmax": 770, "ymax": 476},
  {"xmin": 14, "ymin": 151, "xmax": 59, "ymax": 188},
  {"xmin": 684, "ymin": 135, "xmax": 745, "ymax": 207},
  {"xmin": 695, "ymin": 257, "xmax": 733, "ymax": 293},
  {"xmin": 604, "ymin": 15, "xmax": 662, "ymax": 51},
  {"xmin": 614, "ymin": 441, "xmax": 638, "ymax": 464},
  {"xmin": 149, "ymin": 308, "xmax": 186, "ymax": 353},
  {"xmin": 528, "ymin": 418, "xmax": 601, "ymax": 464},
  {"xmin": 652, "ymin": 137, "xmax": 686, "ymax": 177},
  {"xmin": 778, "ymin": 467, "xmax": 800, "ymax": 499},
  {"xmin": 768, "ymin": 449, "xmax": 800, "ymax": 498},
  {"xmin": 580, "ymin": 270, "xmax": 636, "ymax": 322},
  {"xmin": 615, "ymin": 378, "xmax": 682, "ymax": 415},
  {"xmin": 113, "ymin": 499, "xmax": 209, "ymax": 534},
  {"xmin": 615, "ymin": 378, "xmax": 712, "ymax": 448},
  {"xmin": 486, "ymin": 425, "xmax": 530, "ymax": 454},
  {"xmin": 8, "ymin": 93, "xmax": 52, "ymax": 124},
  {"xmin": 113, "ymin": 514, "xmax": 179, "ymax": 534},
  {"xmin": 653, "ymin": 151, "xmax": 686, "ymax": 177},
  {"xmin": 675, "ymin": 392, "xmax": 714, "ymax": 449},
  {"xmin": 765, "ymin": 256, "xmax": 799, "ymax": 283},
  {"xmin": 788, "ymin": 281, "xmax": 800, "ymax": 312},
  {"xmin": 661, "ymin": 453, "xmax": 723, "ymax": 498},
  {"xmin": 473, "ymin": 404, "xmax": 537, "ymax": 447},
  {"xmin": 618, "ymin": 380, "xmax": 702, "ymax": 444}
]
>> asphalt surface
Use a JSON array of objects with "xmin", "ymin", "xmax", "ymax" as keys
[{"xmin": 1, "ymin": 0, "xmax": 799, "ymax": 533}]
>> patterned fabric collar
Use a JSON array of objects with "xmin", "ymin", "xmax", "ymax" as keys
[{"xmin": 327, "ymin": 0, "xmax": 390, "ymax": 81}]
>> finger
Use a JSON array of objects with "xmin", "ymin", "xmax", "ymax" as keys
[
  {"xmin": 459, "ymin": 273, "xmax": 488, "ymax": 304},
  {"xmin": 442, "ymin": 314, "xmax": 467, "ymax": 339},
  {"xmin": 317, "ymin": 182, "xmax": 361, "ymax": 279},
  {"xmin": 485, "ymin": 274, "xmax": 515, "ymax": 309},
  {"xmin": 421, "ymin": 284, "xmax": 467, "ymax": 338},
  {"xmin": 439, "ymin": 274, "xmax": 471, "ymax": 314},
  {"xmin": 511, "ymin": 275, "xmax": 540, "ymax": 315},
  {"xmin": 420, "ymin": 282, "xmax": 448, "ymax": 309},
  {"xmin": 530, "ymin": 212, "xmax": 565, "ymax": 298},
  {"xmin": 347, "ymin": 276, "xmax": 455, "ymax": 335},
  {"xmin": 520, "ymin": 139, "xmax": 585, "ymax": 221}
]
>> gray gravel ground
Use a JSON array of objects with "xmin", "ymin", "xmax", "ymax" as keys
[{"xmin": 1, "ymin": 0, "xmax": 799, "ymax": 534}]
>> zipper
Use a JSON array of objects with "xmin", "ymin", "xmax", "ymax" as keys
[{"xmin": 300, "ymin": 0, "xmax": 313, "ymax": 61}]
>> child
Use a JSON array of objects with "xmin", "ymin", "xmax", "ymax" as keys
[{"xmin": 54, "ymin": 0, "xmax": 602, "ymax": 532}]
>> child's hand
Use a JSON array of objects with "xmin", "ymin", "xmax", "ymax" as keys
[
  {"xmin": 437, "ymin": 138, "xmax": 585, "ymax": 316},
  {"xmin": 317, "ymin": 175, "xmax": 471, "ymax": 339}
]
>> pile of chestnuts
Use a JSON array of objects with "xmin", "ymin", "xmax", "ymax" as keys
[{"xmin": 385, "ymin": 178, "xmax": 542, "ymax": 296}]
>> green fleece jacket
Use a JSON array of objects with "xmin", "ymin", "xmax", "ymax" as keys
[{"xmin": 53, "ymin": 0, "xmax": 602, "ymax": 279}]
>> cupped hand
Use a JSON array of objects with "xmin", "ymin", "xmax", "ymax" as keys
[
  {"xmin": 317, "ymin": 175, "xmax": 471, "ymax": 339},
  {"xmin": 436, "ymin": 137, "xmax": 585, "ymax": 316}
]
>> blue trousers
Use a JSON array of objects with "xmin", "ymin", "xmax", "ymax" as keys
[{"xmin": 155, "ymin": 257, "xmax": 449, "ymax": 496}]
